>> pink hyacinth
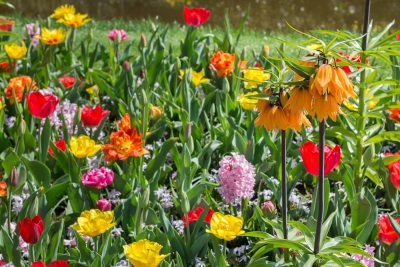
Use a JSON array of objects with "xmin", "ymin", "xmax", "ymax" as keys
[
  {"xmin": 217, "ymin": 152, "xmax": 255, "ymax": 204},
  {"xmin": 107, "ymin": 29, "xmax": 128, "ymax": 42},
  {"xmin": 23, "ymin": 23, "xmax": 40, "ymax": 48},
  {"xmin": 96, "ymin": 199, "xmax": 112, "ymax": 211},
  {"xmin": 81, "ymin": 167, "xmax": 114, "ymax": 189}
]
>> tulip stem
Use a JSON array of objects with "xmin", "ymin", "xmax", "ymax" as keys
[
  {"xmin": 28, "ymin": 244, "xmax": 35, "ymax": 264},
  {"xmin": 223, "ymin": 240, "xmax": 227, "ymax": 258},
  {"xmin": 314, "ymin": 120, "xmax": 325, "ymax": 256},
  {"xmin": 7, "ymin": 187, "xmax": 12, "ymax": 236},
  {"xmin": 281, "ymin": 130, "xmax": 289, "ymax": 262}
]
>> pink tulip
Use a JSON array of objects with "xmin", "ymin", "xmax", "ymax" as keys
[
  {"xmin": 96, "ymin": 199, "xmax": 112, "ymax": 212},
  {"xmin": 106, "ymin": 29, "xmax": 128, "ymax": 42},
  {"xmin": 81, "ymin": 167, "xmax": 114, "ymax": 189}
]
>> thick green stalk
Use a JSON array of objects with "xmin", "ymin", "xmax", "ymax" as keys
[
  {"xmin": 281, "ymin": 130, "xmax": 289, "ymax": 262},
  {"xmin": 354, "ymin": 0, "xmax": 371, "ymax": 192},
  {"xmin": 314, "ymin": 120, "xmax": 325, "ymax": 255}
]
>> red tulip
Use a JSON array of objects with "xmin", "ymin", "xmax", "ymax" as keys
[
  {"xmin": 397, "ymin": 34, "xmax": 400, "ymax": 41},
  {"xmin": 58, "ymin": 75, "xmax": 83, "ymax": 89},
  {"xmin": 18, "ymin": 215, "xmax": 44, "ymax": 244},
  {"xmin": 31, "ymin": 260, "xmax": 69, "ymax": 267},
  {"xmin": 378, "ymin": 215, "xmax": 400, "ymax": 245},
  {"xmin": 0, "ymin": 260, "xmax": 4, "ymax": 266},
  {"xmin": 31, "ymin": 261, "xmax": 46, "ymax": 267},
  {"xmin": 25, "ymin": 92, "xmax": 59, "ymax": 119},
  {"xmin": 388, "ymin": 162, "xmax": 400, "ymax": 190},
  {"xmin": 183, "ymin": 7, "xmax": 210, "ymax": 27},
  {"xmin": 300, "ymin": 141, "xmax": 340, "ymax": 176},
  {"xmin": 81, "ymin": 105, "xmax": 110, "ymax": 128},
  {"xmin": 48, "ymin": 139, "xmax": 67, "ymax": 158},
  {"xmin": 183, "ymin": 207, "xmax": 214, "ymax": 226},
  {"xmin": 48, "ymin": 260, "xmax": 69, "ymax": 267},
  {"xmin": 0, "ymin": 18, "xmax": 14, "ymax": 31}
]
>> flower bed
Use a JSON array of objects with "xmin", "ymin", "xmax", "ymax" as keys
[{"xmin": 0, "ymin": 3, "xmax": 400, "ymax": 267}]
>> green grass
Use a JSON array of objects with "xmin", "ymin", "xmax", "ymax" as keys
[{"xmin": 9, "ymin": 14, "xmax": 307, "ymax": 58}]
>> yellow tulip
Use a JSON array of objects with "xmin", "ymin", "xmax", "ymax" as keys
[
  {"xmin": 206, "ymin": 212, "xmax": 245, "ymax": 241},
  {"xmin": 178, "ymin": 69, "xmax": 209, "ymax": 86},
  {"xmin": 124, "ymin": 239, "xmax": 170, "ymax": 267},
  {"xmin": 58, "ymin": 13, "xmax": 91, "ymax": 28},
  {"xmin": 238, "ymin": 92, "xmax": 258, "ymax": 110},
  {"xmin": 37, "ymin": 27, "xmax": 68, "ymax": 45},
  {"xmin": 50, "ymin": 4, "xmax": 76, "ymax": 19},
  {"xmin": 4, "ymin": 43, "xmax": 27, "ymax": 59},
  {"xmin": 149, "ymin": 105, "xmax": 163, "ymax": 119},
  {"xmin": 69, "ymin": 136, "xmax": 101, "ymax": 158},
  {"xmin": 70, "ymin": 209, "xmax": 116, "ymax": 237},
  {"xmin": 0, "ymin": 101, "xmax": 4, "ymax": 111},
  {"xmin": 243, "ymin": 69, "xmax": 270, "ymax": 89}
]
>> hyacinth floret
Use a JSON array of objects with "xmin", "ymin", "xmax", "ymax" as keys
[{"xmin": 217, "ymin": 152, "xmax": 256, "ymax": 204}]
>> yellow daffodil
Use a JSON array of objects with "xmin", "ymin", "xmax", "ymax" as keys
[
  {"xmin": 70, "ymin": 209, "xmax": 116, "ymax": 237},
  {"xmin": 50, "ymin": 4, "xmax": 76, "ymax": 19},
  {"xmin": 4, "ymin": 43, "xmax": 27, "ymax": 59},
  {"xmin": 69, "ymin": 135, "xmax": 101, "ymax": 158},
  {"xmin": 149, "ymin": 105, "xmax": 163, "ymax": 119},
  {"xmin": 243, "ymin": 69, "xmax": 270, "ymax": 89},
  {"xmin": 178, "ymin": 69, "xmax": 209, "ymax": 86},
  {"xmin": 58, "ymin": 13, "xmax": 91, "ymax": 28},
  {"xmin": 124, "ymin": 239, "xmax": 170, "ymax": 267},
  {"xmin": 206, "ymin": 212, "xmax": 245, "ymax": 241},
  {"xmin": 238, "ymin": 92, "xmax": 258, "ymax": 110},
  {"xmin": 37, "ymin": 27, "xmax": 68, "ymax": 45}
]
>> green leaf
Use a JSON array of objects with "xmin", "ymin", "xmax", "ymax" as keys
[
  {"xmin": 288, "ymin": 221, "xmax": 315, "ymax": 250},
  {"xmin": 364, "ymin": 131, "xmax": 400, "ymax": 145},
  {"xmin": 45, "ymin": 175, "xmax": 70, "ymax": 208},
  {"xmin": 1, "ymin": 149, "xmax": 20, "ymax": 176},
  {"xmin": 40, "ymin": 118, "xmax": 51, "ymax": 162},
  {"xmin": 21, "ymin": 156, "xmax": 51, "ymax": 190},
  {"xmin": 146, "ymin": 138, "xmax": 178, "ymax": 180},
  {"xmin": 320, "ymin": 210, "xmax": 338, "ymax": 248},
  {"xmin": 388, "ymin": 215, "xmax": 400, "ymax": 238},
  {"xmin": 233, "ymin": 130, "xmax": 247, "ymax": 154}
]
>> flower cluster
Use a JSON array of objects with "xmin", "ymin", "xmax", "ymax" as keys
[{"xmin": 217, "ymin": 152, "xmax": 256, "ymax": 204}]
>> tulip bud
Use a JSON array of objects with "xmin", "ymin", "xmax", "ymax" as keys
[
  {"xmin": 9, "ymin": 167, "xmax": 18, "ymax": 187},
  {"xmin": 140, "ymin": 188, "xmax": 150, "ymax": 209},
  {"xmin": 181, "ymin": 192, "xmax": 190, "ymax": 214},
  {"xmin": 175, "ymin": 57, "xmax": 181, "ymax": 74},
  {"xmin": 240, "ymin": 47, "xmax": 247, "ymax": 61},
  {"xmin": 123, "ymin": 61, "xmax": 131, "ymax": 72},
  {"xmin": 74, "ymin": 107, "xmax": 81, "ymax": 126},
  {"xmin": 140, "ymin": 34, "xmax": 147, "ymax": 48},
  {"xmin": 96, "ymin": 199, "xmax": 112, "ymax": 212},
  {"xmin": 184, "ymin": 123, "xmax": 192, "ymax": 141},
  {"xmin": 87, "ymin": 28, "xmax": 93, "ymax": 44},
  {"xmin": 363, "ymin": 145, "xmax": 375, "ymax": 167},
  {"xmin": 151, "ymin": 22, "xmax": 156, "ymax": 32},
  {"xmin": 187, "ymin": 136, "xmax": 194, "ymax": 154},
  {"xmin": 29, "ymin": 197, "xmax": 39, "ymax": 219},
  {"xmin": 222, "ymin": 77, "xmax": 230, "ymax": 94},
  {"xmin": 261, "ymin": 45, "xmax": 270, "ymax": 58},
  {"xmin": 18, "ymin": 119, "xmax": 26, "ymax": 136},
  {"xmin": 210, "ymin": 103, "xmax": 215, "ymax": 116},
  {"xmin": 261, "ymin": 201, "xmax": 276, "ymax": 219},
  {"xmin": 116, "ymin": 30, "xmax": 122, "ymax": 44},
  {"xmin": 140, "ymin": 89, "xmax": 147, "ymax": 106}
]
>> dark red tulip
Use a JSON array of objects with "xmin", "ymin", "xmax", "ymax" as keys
[
  {"xmin": 300, "ymin": 141, "xmax": 340, "ymax": 176},
  {"xmin": 18, "ymin": 215, "xmax": 44, "ymax": 244},
  {"xmin": 25, "ymin": 92, "xmax": 59, "ymax": 119},
  {"xmin": 183, "ymin": 7, "xmax": 210, "ymax": 27},
  {"xmin": 48, "ymin": 260, "xmax": 69, "ymax": 267},
  {"xmin": 48, "ymin": 139, "xmax": 67, "ymax": 158},
  {"xmin": 31, "ymin": 261, "xmax": 46, "ymax": 267},
  {"xmin": 81, "ymin": 105, "xmax": 110, "ymax": 128}
]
